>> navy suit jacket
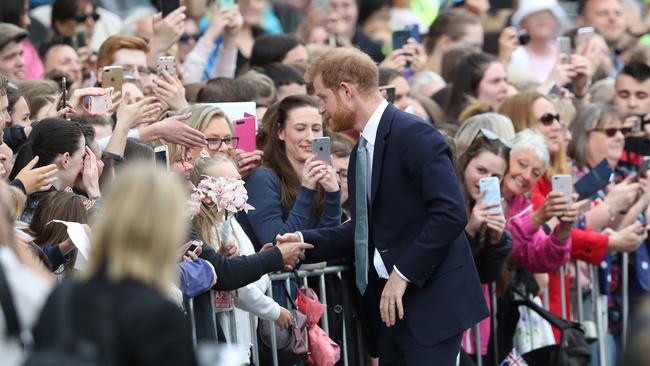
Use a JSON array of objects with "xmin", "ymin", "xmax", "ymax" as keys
[{"xmin": 302, "ymin": 104, "xmax": 489, "ymax": 346}]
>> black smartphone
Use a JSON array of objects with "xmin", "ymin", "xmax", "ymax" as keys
[
  {"xmin": 59, "ymin": 76, "xmax": 68, "ymax": 111},
  {"xmin": 575, "ymin": 159, "xmax": 613, "ymax": 200},
  {"xmin": 188, "ymin": 240, "xmax": 203, "ymax": 252},
  {"xmin": 392, "ymin": 30, "xmax": 411, "ymax": 51},
  {"xmin": 518, "ymin": 30, "xmax": 530, "ymax": 46},
  {"xmin": 75, "ymin": 29, "xmax": 87, "ymax": 48},
  {"xmin": 160, "ymin": 0, "xmax": 180, "ymax": 17},
  {"xmin": 379, "ymin": 85, "xmax": 396, "ymax": 103},
  {"xmin": 641, "ymin": 156, "xmax": 650, "ymax": 176}
]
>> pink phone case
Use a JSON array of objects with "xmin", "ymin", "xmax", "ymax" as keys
[{"xmin": 235, "ymin": 114, "xmax": 256, "ymax": 152}]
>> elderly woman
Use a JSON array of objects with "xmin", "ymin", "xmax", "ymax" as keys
[{"xmin": 503, "ymin": 129, "xmax": 577, "ymax": 274}]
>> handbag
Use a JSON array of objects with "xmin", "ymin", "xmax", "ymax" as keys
[
  {"xmin": 257, "ymin": 282, "xmax": 309, "ymax": 365},
  {"xmin": 296, "ymin": 287, "xmax": 341, "ymax": 366},
  {"xmin": 510, "ymin": 287, "xmax": 590, "ymax": 366}
]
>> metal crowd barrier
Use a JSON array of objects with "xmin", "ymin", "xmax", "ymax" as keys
[{"xmin": 184, "ymin": 257, "xmax": 633, "ymax": 366}]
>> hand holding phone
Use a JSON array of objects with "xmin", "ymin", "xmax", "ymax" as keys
[
  {"xmin": 157, "ymin": 56, "xmax": 177, "ymax": 78},
  {"xmin": 312, "ymin": 137, "xmax": 331, "ymax": 165},
  {"xmin": 82, "ymin": 88, "xmax": 113, "ymax": 114}
]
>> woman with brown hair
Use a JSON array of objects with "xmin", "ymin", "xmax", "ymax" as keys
[
  {"xmin": 238, "ymin": 94, "xmax": 341, "ymax": 251},
  {"xmin": 25, "ymin": 190, "xmax": 89, "ymax": 273}
]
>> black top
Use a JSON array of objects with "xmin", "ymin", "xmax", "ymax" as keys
[
  {"xmin": 352, "ymin": 26, "xmax": 385, "ymax": 63},
  {"xmin": 466, "ymin": 230, "xmax": 513, "ymax": 284},
  {"xmin": 32, "ymin": 272, "xmax": 197, "ymax": 366}
]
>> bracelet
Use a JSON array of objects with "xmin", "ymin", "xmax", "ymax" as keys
[{"xmin": 574, "ymin": 91, "xmax": 587, "ymax": 99}]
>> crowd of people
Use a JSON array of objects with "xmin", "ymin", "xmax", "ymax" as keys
[{"xmin": 3, "ymin": 0, "xmax": 650, "ymax": 365}]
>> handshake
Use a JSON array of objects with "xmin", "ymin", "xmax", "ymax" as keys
[{"xmin": 262, "ymin": 233, "xmax": 313, "ymax": 270}]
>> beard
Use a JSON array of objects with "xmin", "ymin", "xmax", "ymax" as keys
[{"xmin": 327, "ymin": 99, "xmax": 357, "ymax": 132}]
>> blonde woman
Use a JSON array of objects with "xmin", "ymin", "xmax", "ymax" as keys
[
  {"xmin": 190, "ymin": 156, "xmax": 293, "ymax": 355},
  {"xmin": 182, "ymin": 104, "xmax": 263, "ymax": 179},
  {"xmin": 31, "ymin": 164, "xmax": 197, "ymax": 366}
]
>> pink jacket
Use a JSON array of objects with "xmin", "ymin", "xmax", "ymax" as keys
[{"xmin": 505, "ymin": 194, "xmax": 571, "ymax": 273}]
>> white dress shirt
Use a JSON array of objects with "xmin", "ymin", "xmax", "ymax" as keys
[{"xmin": 360, "ymin": 100, "xmax": 409, "ymax": 282}]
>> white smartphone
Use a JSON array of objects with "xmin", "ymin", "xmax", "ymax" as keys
[
  {"xmin": 154, "ymin": 145, "xmax": 170, "ymax": 171},
  {"xmin": 157, "ymin": 56, "xmax": 177, "ymax": 77},
  {"xmin": 479, "ymin": 177, "xmax": 502, "ymax": 213},
  {"xmin": 557, "ymin": 36, "xmax": 572, "ymax": 64},
  {"xmin": 576, "ymin": 27, "xmax": 594, "ymax": 50},
  {"xmin": 312, "ymin": 137, "xmax": 332, "ymax": 165},
  {"xmin": 552, "ymin": 174, "xmax": 573, "ymax": 203},
  {"xmin": 83, "ymin": 89, "xmax": 113, "ymax": 114}
]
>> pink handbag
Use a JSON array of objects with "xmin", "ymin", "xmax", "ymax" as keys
[{"xmin": 296, "ymin": 288, "xmax": 341, "ymax": 366}]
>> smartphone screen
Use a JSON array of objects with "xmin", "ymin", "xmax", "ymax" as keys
[
  {"xmin": 312, "ymin": 137, "xmax": 331, "ymax": 165},
  {"xmin": 154, "ymin": 146, "xmax": 170, "ymax": 170},
  {"xmin": 479, "ymin": 177, "xmax": 502, "ymax": 213},
  {"xmin": 552, "ymin": 174, "xmax": 573, "ymax": 204}
]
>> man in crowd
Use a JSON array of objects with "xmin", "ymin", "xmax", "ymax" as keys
[
  {"xmin": 614, "ymin": 62, "xmax": 650, "ymax": 167},
  {"xmin": 96, "ymin": 34, "xmax": 154, "ymax": 96},
  {"xmin": 278, "ymin": 47, "xmax": 487, "ymax": 364},
  {"xmin": 41, "ymin": 37, "xmax": 83, "ymax": 89},
  {"xmin": 0, "ymin": 23, "xmax": 28, "ymax": 81},
  {"xmin": 577, "ymin": 0, "xmax": 626, "ymax": 70}
]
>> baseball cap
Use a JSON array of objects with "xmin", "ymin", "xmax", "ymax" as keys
[{"xmin": 0, "ymin": 23, "xmax": 28, "ymax": 50}]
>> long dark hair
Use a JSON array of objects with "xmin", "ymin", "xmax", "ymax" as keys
[
  {"xmin": 260, "ymin": 94, "xmax": 326, "ymax": 216},
  {"xmin": 249, "ymin": 34, "xmax": 303, "ymax": 69},
  {"xmin": 9, "ymin": 118, "xmax": 84, "ymax": 180},
  {"xmin": 444, "ymin": 52, "xmax": 497, "ymax": 122},
  {"xmin": 0, "ymin": 0, "xmax": 27, "ymax": 26},
  {"xmin": 456, "ymin": 135, "xmax": 510, "ymax": 210}
]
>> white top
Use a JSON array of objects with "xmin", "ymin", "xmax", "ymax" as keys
[
  {"xmin": 0, "ymin": 247, "xmax": 52, "ymax": 366},
  {"xmin": 359, "ymin": 100, "xmax": 409, "ymax": 282}
]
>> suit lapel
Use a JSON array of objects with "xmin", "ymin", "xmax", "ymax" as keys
[{"xmin": 370, "ymin": 104, "xmax": 396, "ymax": 205}]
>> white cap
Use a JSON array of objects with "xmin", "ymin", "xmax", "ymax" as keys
[{"xmin": 511, "ymin": 0, "xmax": 570, "ymax": 36}]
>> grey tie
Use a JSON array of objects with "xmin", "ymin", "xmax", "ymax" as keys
[{"xmin": 354, "ymin": 137, "xmax": 369, "ymax": 294}]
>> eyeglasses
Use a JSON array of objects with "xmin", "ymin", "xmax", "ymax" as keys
[
  {"xmin": 206, "ymin": 136, "xmax": 239, "ymax": 150},
  {"xmin": 122, "ymin": 65, "xmax": 151, "ymax": 77},
  {"xmin": 336, "ymin": 169, "xmax": 348, "ymax": 181},
  {"xmin": 74, "ymin": 12, "xmax": 100, "ymax": 22},
  {"xmin": 179, "ymin": 33, "xmax": 201, "ymax": 43},
  {"xmin": 591, "ymin": 127, "xmax": 632, "ymax": 137},
  {"xmin": 539, "ymin": 113, "xmax": 561, "ymax": 126},
  {"xmin": 477, "ymin": 128, "xmax": 513, "ymax": 149}
]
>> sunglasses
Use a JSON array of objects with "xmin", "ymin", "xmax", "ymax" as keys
[
  {"xmin": 74, "ymin": 12, "xmax": 100, "ymax": 22},
  {"xmin": 179, "ymin": 33, "xmax": 201, "ymax": 43},
  {"xmin": 477, "ymin": 127, "xmax": 513, "ymax": 148},
  {"xmin": 592, "ymin": 127, "xmax": 632, "ymax": 137},
  {"xmin": 539, "ymin": 113, "xmax": 560, "ymax": 126}
]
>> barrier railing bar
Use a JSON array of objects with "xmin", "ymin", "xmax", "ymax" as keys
[
  {"xmin": 591, "ymin": 265, "xmax": 606, "ymax": 366},
  {"xmin": 473, "ymin": 323, "xmax": 482, "ymax": 366},
  {"xmin": 267, "ymin": 283, "xmax": 279, "ymax": 366},
  {"xmin": 622, "ymin": 252, "xmax": 629, "ymax": 351},
  {"xmin": 543, "ymin": 287, "xmax": 550, "ymax": 310},
  {"xmin": 490, "ymin": 282, "xmax": 498, "ymax": 366},
  {"xmin": 319, "ymin": 274, "xmax": 330, "ymax": 334},
  {"xmin": 268, "ymin": 266, "xmax": 349, "ymax": 281},
  {"xmin": 187, "ymin": 298, "xmax": 197, "ymax": 349},
  {"xmin": 560, "ymin": 266, "xmax": 567, "ymax": 319},
  {"xmin": 576, "ymin": 260, "xmax": 583, "ymax": 324},
  {"xmin": 337, "ymin": 271, "xmax": 350, "ymax": 366},
  {"xmin": 250, "ymin": 315, "xmax": 259, "ymax": 366}
]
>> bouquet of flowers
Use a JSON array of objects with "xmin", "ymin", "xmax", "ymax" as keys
[{"xmin": 188, "ymin": 175, "xmax": 255, "ymax": 309}]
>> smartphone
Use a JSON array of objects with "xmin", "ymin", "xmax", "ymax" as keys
[
  {"xmin": 219, "ymin": 0, "xmax": 236, "ymax": 9},
  {"xmin": 154, "ymin": 145, "xmax": 170, "ymax": 171},
  {"xmin": 392, "ymin": 29, "xmax": 411, "ymax": 51},
  {"xmin": 379, "ymin": 85, "xmax": 396, "ymax": 103},
  {"xmin": 83, "ymin": 89, "xmax": 113, "ymax": 114},
  {"xmin": 518, "ymin": 29, "xmax": 530, "ymax": 46},
  {"xmin": 75, "ymin": 28, "xmax": 87, "ymax": 48},
  {"xmin": 235, "ymin": 114, "xmax": 256, "ymax": 153},
  {"xmin": 575, "ymin": 158, "xmax": 613, "ymax": 200},
  {"xmin": 59, "ymin": 76, "xmax": 68, "ymax": 111},
  {"xmin": 576, "ymin": 27, "xmax": 595, "ymax": 50},
  {"xmin": 159, "ymin": 0, "xmax": 179, "ymax": 17},
  {"xmin": 640, "ymin": 156, "xmax": 650, "ymax": 176},
  {"xmin": 312, "ymin": 137, "xmax": 332, "ymax": 165},
  {"xmin": 157, "ymin": 56, "xmax": 177, "ymax": 78},
  {"xmin": 479, "ymin": 177, "xmax": 502, "ymax": 213},
  {"xmin": 557, "ymin": 36, "xmax": 572, "ymax": 64},
  {"xmin": 408, "ymin": 24, "xmax": 422, "ymax": 43},
  {"xmin": 188, "ymin": 240, "xmax": 203, "ymax": 253},
  {"xmin": 552, "ymin": 174, "xmax": 573, "ymax": 204},
  {"xmin": 547, "ymin": 83, "xmax": 562, "ymax": 98},
  {"xmin": 102, "ymin": 66, "xmax": 123, "ymax": 94}
]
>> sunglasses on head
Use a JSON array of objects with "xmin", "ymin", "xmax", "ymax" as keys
[
  {"xmin": 539, "ymin": 113, "xmax": 560, "ymax": 126},
  {"xmin": 477, "ymin": 128, "xmax": 513, "ymax": 149},
  {"xmin": 74, "ymin": 12, "xmax": 100, "ymax": 22},
  {"xmin": 592, "ymin": 127, "xmax": 632, "ymax": 137}
]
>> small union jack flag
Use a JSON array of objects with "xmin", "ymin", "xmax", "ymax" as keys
[{"xmin": 499, "ymin": 349, "xmax": 528, "ymax": 366}]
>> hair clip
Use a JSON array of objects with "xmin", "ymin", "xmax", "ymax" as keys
[{"xmin": 200, "ymin": 148, "xmax": 211, "ymax": 159}]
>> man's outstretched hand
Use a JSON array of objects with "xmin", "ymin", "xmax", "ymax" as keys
[{"xmin": 274, "ymin": 233, "xmax": 313, "ymax": 270}]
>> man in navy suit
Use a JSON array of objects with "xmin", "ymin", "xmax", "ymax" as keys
[{"xmin": 277, "ymin": 47, "xmax": 488, "ymax": 364}]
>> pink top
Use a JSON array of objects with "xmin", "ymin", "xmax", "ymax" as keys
[
  {"xmin": 22, "ymin": 40, "xmax": 44, "ymax": 80},
  {"xmin": 505, "ymin": 194, "xmax": 571, "ymax": 273}
]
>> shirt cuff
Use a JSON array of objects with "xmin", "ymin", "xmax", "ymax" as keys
[
  {"xmin": 295, "ymin": 231, "xmax": 304, "ymax": 243},
  {"xmin": 393, "ymin": 266, "xmax": 410, "ymax": 283}
]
